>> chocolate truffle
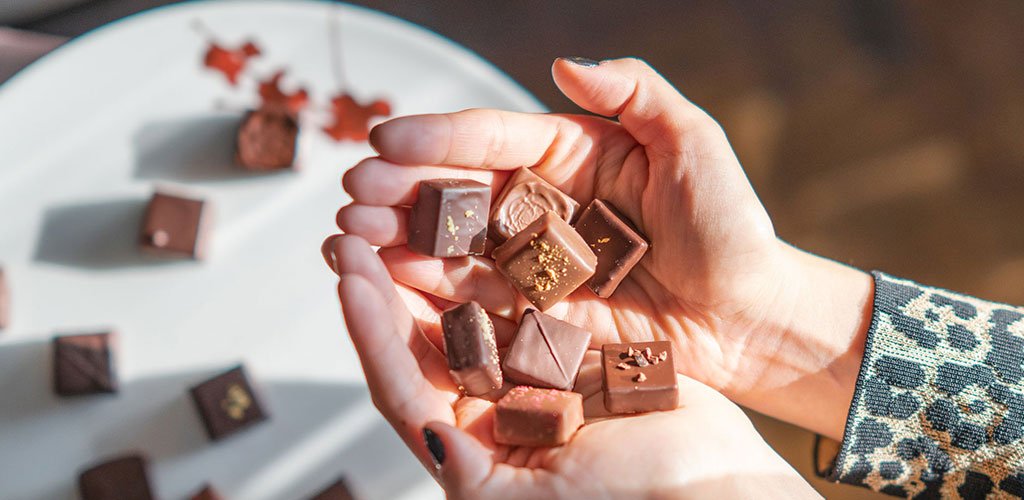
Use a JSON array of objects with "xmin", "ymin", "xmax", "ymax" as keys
[
  {"xmin": 502, "ymin": 309, "xmax": 590, "ymax": 390},
  {"xmin": 407, "ymin": 179, "xmax": 491, "ymax": 257},
  {"xmin": 441, "ymin": 301, "xmax": 502, "ymax": 396},
  {"xmin": 311, "ymin": 477, "xmax": 357, "ymax": 500},
  {"xmin": 493, "ymin": 212, "xmax": 597, "ymax": 311},
  {"xmin": 236, "ymin": 109, "xmax": 299, "ymax": 170},
  {"xmin": 574, "ymin": 199, "xmax": 649, "ymax": 298},
  {"xmin": 490, "ymin": 167, "xmax": 579, "ymax": 243},
  {"xmin": 601, "ymin": 341, "xmax": 678, "ymax": 414},
  {"xmin": 191, "ymin": 484, "xmax": 224, "ymax": 500},
  {"xmin": 494, "ymin": 386, "xmax": 584, "ymax": 447},
  {"xmin": 140, "ymin": 191, "xmax": 209, "ymax": 259},
  {"xmin": 53, "ymin": 332, "xmax": 117, "ymax": 396},
  {"xmin": 0, "ymin": 267, "xmax": 9, "ymax": 330},
  {"xmin": 190, "ymin": 365, "xmax": 268, "ymax": 441},
  {"xmin": 78, "ymin": 454, "xmax": 154, "ymax": 500}
]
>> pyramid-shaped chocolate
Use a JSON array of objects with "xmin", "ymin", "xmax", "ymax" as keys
[{"xmin": 502, "ymin": 309, "xmax": 591, "ymax": 390}]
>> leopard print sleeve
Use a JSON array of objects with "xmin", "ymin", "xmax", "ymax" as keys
[{"xmin": 819, "ymin": 272, "xmax": 1024, "ymax": 498}]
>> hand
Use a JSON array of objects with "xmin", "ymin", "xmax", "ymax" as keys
[
  {"xmin": 336, "ymin": 57, "xmax": 874, "ymax": 439},
  {"xmin": 324, "ymin": 235, "xmax": 821, "ymax": 499}
]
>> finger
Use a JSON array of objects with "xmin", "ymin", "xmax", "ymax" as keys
[
  {"xmin": 343, "ymin": 157, "xmax": 506, "ymax": 206},
  {"xmin": 423, "ymin": 421, "xmax": 494, "ymax": 495},
  {"xmin": 336, "ymin": 204, "xmax": 408, "ymax": 247}
]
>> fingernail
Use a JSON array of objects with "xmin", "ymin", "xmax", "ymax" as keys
[
  {"xmin": 423, "ymin": 428, "xmax": 445, "ymax": 471},
  {"xmin": 563, "ymin": 56, "xmax": 600, "ymax": 68}
]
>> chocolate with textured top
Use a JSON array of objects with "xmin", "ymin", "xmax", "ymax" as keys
[
  {"xmin": 79, "ymin": 454, "xmax": 154, "ymax": 500},
  {"xmin": 502, "ymin": 309, "xmax": 590, "ymax": 390},
  {"xmin": 493, "ymin": 212, "xmax": 597, "ymax": 311},
  {"xmin": 236, "ymin": 109, "xmax": 299, "ymax": 170},
  {"xmin": 310, "ymin": 477, "xmax": 357, "ymax": 500},
  {"xmin": 190, "ymin": 365, "xmax": 268, "ymax": 441},
  {"xmin": 602, "ymin": 341, "xmax": 678, "ymax": 414},
  {"xmin": 140, "ymin": 191, "xmax": 209, "ymax": 259},
  {"xmin": 407, "ymin": 179, "xmax": 490, "ymax": 257},
  {"xmin": 494, "ymin": 386, "xmax": 584, "ymax": 447},
  {"xmin": 490, "ymin": 167, "xmax": 579, "ymax": 243},
  {"xmin": 441, "ymin": 301, "xmax": 502, "ymax": 396},
  {"xmin": 0, "ymin": 267, "xmax": 9, "ymax": 330},
  {"xmin": 574, "ymin": 199, "xmax": 649, "ymax": 298},
  {"xmin": 54, "ymin": 332, "xmax": 117, "ymax": 396}
]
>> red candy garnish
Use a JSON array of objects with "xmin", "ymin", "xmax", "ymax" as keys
[
  {"xmin": 203, "ymin": 41, "xmax": 261, "ymax": 85},
  {"xmin": 258, "ymin": 71, "xmax": 309, "ymax": 116},
  {"xmin": 323, "ymin": 93, "xmax": 392, "ymax": 142}
]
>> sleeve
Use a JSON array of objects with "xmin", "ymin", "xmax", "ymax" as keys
[{"xmin": 816, "ymin": 271, "xmax": 1024, "ymax": 498}]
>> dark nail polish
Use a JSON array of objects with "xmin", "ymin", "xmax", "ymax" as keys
[
  {"xmin": 563, "ymin": 56, "xmax": 599, "ymax": 68},
  {"xmin": 423, "ymin": 428, "xmax": 445, "ymax": 471}
]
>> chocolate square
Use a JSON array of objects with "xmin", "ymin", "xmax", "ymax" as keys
[
  {"xmin": 140, "ymin": 191, "xmax": 209, "ymax": 259},
  {"xmin": 236, "ymin": 109, "xmax": 299, "ymax": 171},
  {"xmin": 310, "ymin": 477, "xmax": 357, "ymax": 500},
  {"xmin": 407, "ymin": 179, "xmax": 490, "ymax": 257},
  {"xmin": 502, "ymin": 309, "xmax": 590, "ymax": 390},
  {"xmin": 0, "ymin": 267, "xmax": 9, "ymax": 330},
  {"xmin": 441, "ymin": 301, "xmax": 502, "ymax": 396},
  {"xmin": 190, "ymin": 365, "xmax": 268, "ymax": 441},
  {"xmin": 493, "ymin": 386, "xmax": 584, "ymax": 447},
  {"xmin": 493, "ymin": 212, "xmax": 597, "ymax": 311},
  {"xmin": 78, "ymin": 454, "xmax": 154, "ymax": 500},
  {"xmin": 489, "ymin": 167, "xmax": 579, "ymax": 243},
  {"xmin": 574, "ymin": 199, "xmax": 649, "ymax": 298},
  {"xmin": 191, "ymin": 484, "xmax": 224, "ymax": 500},
  {"xmin": 53, "ymin": 332, "xmax": 117, "ymax": 396},
  {"xmin": 601, "ymin": 341, "xmax": 678, "ymax": 414}
]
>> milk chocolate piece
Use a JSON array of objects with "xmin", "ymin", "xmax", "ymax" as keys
[
  {"xmin": 53, "ymin": 332, "xmax": 117, "ymax": 396},
  {"xmin": 493, "ymin": 386, "xmax": 584, "ymax": 447},
  {"xmin": 78, "ymin": 454, "xmax": 154, "ymax": 500},
  {"xmin": 191, "ymin": 484, "xmax": 224, "ymax": 500},
  {"xmin": 310, "ymin": 477, "xmax": 357, "ymax": 500},
  {"xmin": 493, "ymin": 212, "xmax": 597, "ymax": 311},
  {"xmin": 574, "ymin": 199, "xmax": 649, "ymax": 298},
  {"xmin": 441, "ymin": 301, "xmax": 502, "ymax": 396},
  {"xmin": 140, "ymin": 191, "xmax": 209, "ymax": 259},
  {"xmin": 490, "ymin": 167, "xmax": 579, "ymax": 242},
  {"xmin": 236, "ymin": 109, "xmax": 299, "ymax": 170},
  {"xmin": 407, "ymin": 179, "xmax": 490, "ymax": 257},
  {"xmin": 502, "ymin": 309, "xmax": 590, "ymax": 390},
  {"xmin": 0, "ymin": 267, "xmax": 9, "ymax": 330},
  {"xmin": 190, "ymin": 365, "xmax": 268, "ymax": 441},
  {"xmin": 602, "ymin": 341, "xmax": 678, "ymax": 414}
]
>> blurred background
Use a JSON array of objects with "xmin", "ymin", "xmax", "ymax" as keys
[{"xmin": 5, "ymin": 1, "xmax": 1024, "ymax": 498}]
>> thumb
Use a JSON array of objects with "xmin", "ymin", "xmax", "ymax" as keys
[{"xmin": 423, "ymin": 422, "xmax": 492, "ymax": 497}]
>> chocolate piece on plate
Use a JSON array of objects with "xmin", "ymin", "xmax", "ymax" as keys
[
  {"xmin": 490, "ymin": 167, "xmax": 579, "ymax": 243},
  {"xmin": 441, "ymin": 301, "xmax": 502, "ymax": 396},
  {"xmin": 140, "ymin": 190, "xmax": 209, "ymax": 259},
  {"xmin": 191, "ymin": 484, "xmax": 224, "ymax": 500},
  {"xmin": 0, "ymin": 267, "xmax": 8, "ymax": 330},
  {"xmin": 493, "ymin": 212, "xmax": 597, "ymax": 311},
  {"xmin": 190, "ymin": 365, "xmax": 268, "ymax": 441},
  {"xmin": 494, "ymin": 386, "xmax": 584, "ymax": 447},
  {"xmin": 78, "ymin": 454, "xmax": 155, "ymax": 500},
  {"xmin": 574, "ymin": 199, "xmax": 649, "ymax": 298},
  {"xmin": 310, "ymin": 477, "xmax": 357, "ymax": 500},
  {"xmin": 601, "ymin": 341, "xmax": 678, "ymax": 414},
  {"xmin": 236, "ymin": 109, "xmax": 299, "ymax": 170},
  {"xmin": 502, "ymin": 309, "xmax": 590, "ymax": 390},
  {"xmin": 53, "ymin": 332, "xmax": 118, "ymax": 396},
  {"xmin": 407, "ymin": 179, "xmax": 490, "ymax": 257}
]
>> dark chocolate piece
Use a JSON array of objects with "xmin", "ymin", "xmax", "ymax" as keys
[
  {"xmin": 493, "ymin": 386, "xmax": 584, "ymax": 447},
  {"xmin": 574, "ymin": 199, "xmax": 649, "ymax": 298},
  {"xmin": 78, "ymin": 454, "xmax": 154, "ymax": 500},
  {"xmin": 502, "ymin": 309, "xmax": 590, "ymax": 390},
  {"xmin": 310, "ymin": 477, "xmax": 357, "ymax": 500},
  {"xmin": 0, "ymin": 267, "xmax": 8, "ymax": 330},
  {"xmin": 191, "ymin": 484, "xmax": 224, "ymax": 500},
  {"xmin": 407, "ymin": 179, "xmax": 491, "ymax": 257},
  {"xmin": 601, "ymin": 341, "xmax": 678, "ymax": 414},
  {"xmin": 53, "ymin": 332, "xmax": 117, "ymax": 396},
  {"xmin": 441, "ymin": 301, "xmax": 502, "ymax": 396},
  {"xmin": 490, "ymin": 167, "xmax": 579, "ymax": 243},
  {"xmin": 493, "ymin": 212, "xmax": 597, "ymax": 311},
  {"xmin": 140, "ymin": 191, "xmax": 209, "ymax": 259},
  {"xmin": 190, "ymin": 365, "xmax": 268, "ymax": 441},
  {"xmin": 236, "ymin": 109, "xmax": 299, "ymax": 170}
]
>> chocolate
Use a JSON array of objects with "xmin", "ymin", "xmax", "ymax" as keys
[
  {"xmin": 574, "ymin": 199, "xmax": 649, "ymax": 298},
  {"xmin": 53, "ymin": 332, "xmax": 117, "ymax": 396},
  {"xmin": 601, "ymin": 341, "xmax": 678, "ymax": 414},
  {"xmin": 78, "ymin": 454, "xmax": 154, "ymax": 500},
  {"xmin": 407, "ymin": 179, "xmax": 491, "ymax": 257},
  {"xmin": 236, "ymin": 109, "xmax": 299, "ymax": 170},
  {"xmin": 490, "ymin": 167, "xmax": 579, "ymax": 243},
  {"xmin": 502, "ymin": 309, "xmax": 590, "ymax": 390},
  {"xmin": 441, "ymin": 301, "xmax": 502, "ymax": 396},
  {"xmin": 493, "ymin": 212, "xmax": 597, "ymax": 311},
  {"xmin": 310, "ymin": 477, "xmax": 357, "ymax": 500},
  {"xmin": 140, "ymin": 191, "xmax": 209, "ymax": 259},
  {"xmin": 190, "ymin": 365, "xmax": 268, "ymax": 441},
  {"xmin": 0, "ymin": 267, "xmax": 8, "ymax": 330},
  {"xmin": 191, "ymin": 484, "xmax": 224, "ymax": 500},
  {"xmin": 493, "ymin": 386, "xmax": 584, "ymax": 447}
]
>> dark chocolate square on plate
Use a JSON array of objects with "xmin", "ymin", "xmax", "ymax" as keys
[
  {"xmin": 191, "ymin": 484, "xmax": 224, "ymax": 500},
  {"xmin": 53, "ymin": 332, "xmax": 117, "ymax": 396},
  {"xmin": 140, "ymin": 191, "xmax": 209, "ymax": 259},
  {"xmin": 236, "ymin": 109, "xmax": 299, "ymax": 171},
  {"xmin": 310, "ymin": 477, "xmax": 357, "ymax": 500},
  {"xmin": 78, "ymin": 454, "xmax": 154, "ymax": 500},
  {"xmin": 190, "ymin": 365, "xmax": 268, "ymax": 441}
]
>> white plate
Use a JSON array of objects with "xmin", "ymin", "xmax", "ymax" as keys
[{"xmin": 0, "ymin": 1, "xmax": 544, "ymax": 499}]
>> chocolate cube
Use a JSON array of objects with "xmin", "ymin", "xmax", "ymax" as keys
[
  {"xmin": 311, "ymin": 477, "xmax": 357, "ymax": 500},
  {"xmin": 502, "ymin": 309, "xmax": 590, "ymax": 390},
  {"xmin": 494, "ymin": 386, "xmax": 584, "ymax": 447},
  {"xmin": 407, "ymin": 179, "xmax": 490, "ymax": 257},
  {"xmin": 0, "ymin": 267, "xmax": 9, "ymax": 330},
  {"xmin": 140, "ymin": 191, "xmax": 209, "ymax": 259},
  {"xmin": 601, "ymin": 341, "xmax": 678, "ymax": 414},
  {"xmin": 574, "ymin": 199, "xmax": 649, "ymax": 298},
  {"xmin": 78, "ymin": 454, "xmax": 154, "ymax": 500},
  {"xmin": 191, "ymin": 484, "xmax": 224, "ymax": 500},
  {"xmin": 441, "ymin": 301, "xmax": 502, "ymax": 396},
  {"xmin": 236, "ymin": 109, "xmax": 299, "ymax": 171},
  {"xmin": 53, "ymin": 332, "xmax": 117, "ymax": 396},
  {"xmin": 490, "ymin": 167, "xmax": 579, "ymax": 243},
  {"xmin": 190, "ymin": 365, "xmax": 268, "ymax": 441},
  {"xmin": 493, "ymin": 212, "xmax": 597, "ymax": 311}
]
